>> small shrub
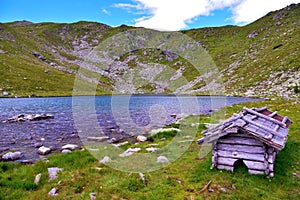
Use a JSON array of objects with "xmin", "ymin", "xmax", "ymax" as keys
[{"xmin": 294, "ymin": 85, "xmax": 299, "ymax": 94}]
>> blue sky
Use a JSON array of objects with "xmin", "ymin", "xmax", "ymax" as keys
[{"xmin": 1, "ymin": 0, "xmax": 300, "ymax": 31}]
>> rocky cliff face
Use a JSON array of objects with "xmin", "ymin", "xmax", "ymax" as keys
[{"xmin": 0, "ymin": 4, "xmax": 299, "ymax": 98}]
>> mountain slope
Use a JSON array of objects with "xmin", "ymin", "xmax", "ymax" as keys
[{"xmin": 0, "ymin": 3, "xmax": 299, "ymax": 98}]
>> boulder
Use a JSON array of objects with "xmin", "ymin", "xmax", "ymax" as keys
[
  {"xmin": 2, "ymin": 151, "xmax": 22, "ymax": 161},
  {"xmin": 48, "ymin": 187, "xmax": 59, "ymax": 196},
  {"xmin": 136, "ymin": 135, "xmax": 147, "ymax": 142},
  {"xmin": 61, "ymin": 149, "xmax": 72, "ymax": 154},
  {"xmin": 247, "ymin": 31, "xmax": 259, "ymax": 38},
  {"xmin": 38, "ymin": 146, "xmax": 51, "ymax": 155},
  {"xmin": 48, "ymin": 167, "xmax": 63, "ymax": 181},
  {"xmin": 34, "ymin": 173, "xmax": 42, "ymax": 184},
  {"xmin": 99, "ymin": 156, "xmax": 111, "ymax": 164},
  {"xmin": 119, "ymin": 148, "xmax": 141, "ymax": 157},
  {"xmin": 156, "ymin": 156, "xmax": 169, "ymax": 163},
  {"xmin": 61, "ymin": 144, "xmax": 79, "ymax": 151},
  {"xmin": 146, "ymin": 147, "xmax": 159, "ymax": 152}
]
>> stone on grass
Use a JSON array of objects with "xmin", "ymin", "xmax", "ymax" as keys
[
  {"xmin": 48, "ymin": 187, "xmax": 59, "ymax": 196},
  {"xmin": 61, "ymin": 144, "xmax": 79, "ymax": 151},
  {"xmin": 119, "ymin": 148, "xmax": 141, "ymax": 157},
  {"xmin": 156, "ymin": 156, "xmax": 169, "ymax": 163},
  {"xmin": 146, "ymin": 147, "xmax": 159, "ymax": 152},
  {"xmin": 90, "ymin": 192, "xmax": 96, "ymax": 200},
  {"xmin": 136, "ymin": 135, "xmax": 147, "ymax": 142},
  {"xmin": 61, "ymin": 149, "xmax": 72, "ymax": 154},
  {"xmin": 34, "ymin": 173, "xmax": 42, "ymax": 184},
  {"xmin": 99, "ymin": 156, "xmax": 111, "ymax": 164},
  {"xmin": 2, "ymin": 151, "xmax": 22, "ymax": 161},
  {"xmin": 48, "ymin": 167, "xmax": 63, "ymax": 181},
  {"xmin": 38, "ymin": 146, "xmax": 51, "ymax": 155}
]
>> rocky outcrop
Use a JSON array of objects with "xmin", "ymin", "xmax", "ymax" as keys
[{"xmin": 2, "ymin": 114, "xmax": 54, "ymax": 123}]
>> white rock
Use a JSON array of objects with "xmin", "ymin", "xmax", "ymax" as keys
[
  {"xmin": 113, "ymin": 141, "xmax": 129, "ymax": 148},
  {"xmin": 38, "ymin": 146, "xmax": 51, "ymax": 155},
  {"xmin": 136, "ymin": 135, "xmax": 147, "ymax": 142},
  {"xmin": 48, "ymin": 187, "xmax": 59, "ymax": 196},
  {"xmin": 146, "ymin": 147, "xmax": 159, "ymax": 152},
  {"xmin": 99, "ymin": 156, "xmax": 111, "ymax": 164},
  {"xmin": 90, "ymin": 192, "xmax": 96, "ymax": 200},
  {"xmin": 61, "ymin": 149, "xmax": 72, "ymax": 154},
  {"xmin": 87, "ymin": 136, "xmax": 109, "ymax": 142},
  {"xmin": 119, "ymin": 148, "xmax": 141, "ymax": 157},
  {"xmin": 34, "ymin": 173, "xmax": 42, "ymax": 184},
  {"xmin": 156, "ymin": 156, "xmax": 169, "ymax": 163},
  {"xmin": 2, "ymin": 151, "xmax": 22, "ymax": 160},
  {"xmin": 48, "ymin": 167, "xmax": 63, "ymax": 181},
  {"xmin": 61, "ymin": 144, "xmax": 79, "ymax": 151}
]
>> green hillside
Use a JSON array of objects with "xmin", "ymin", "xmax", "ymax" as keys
[{"xmin": 0, "ymin": 3, "xmax": 299, "ymax": 98}]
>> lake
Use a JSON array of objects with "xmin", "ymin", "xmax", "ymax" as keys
[{"xmin": 0, "ymin": 95, "xmax": 261, "ymax": 161}]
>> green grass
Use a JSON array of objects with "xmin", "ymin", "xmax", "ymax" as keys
[{"xmin": 0, "ymin": 100, "xmax": 299, "ymax": 199}]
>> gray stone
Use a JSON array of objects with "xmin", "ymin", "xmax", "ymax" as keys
[
  {"xmin": 38, "ymin": 146, "xmax": 51, "ymax": 155},
  {"xmin": 99, "ymin": 156, "xmax": 111, "ymax": 164},
  {"xmin": 2, "ymin": 151, "xmax": 22, "ymax": 161},
  {"xmin": 48, "ymin": 167, "xmax": 63, "ymax": 181},
  {"xmin": 247, "ymin": 31, "xmax": 259, "ymax": 38},
  {"xmin": 61, "ymin": 149, "xmax": 72, "ymax": 154},
  {"xmin": 119, "ymin": 148, "xmax": 141, "ymax": 157},
  {"xmin": 90, "ymin": 192, "xmax": 96, "ymax": 200},
  {"xmin": 34, "ymin": 173, "xmax": 42, "ymax": 184},
  {"xmin": 136, "ymin": 135, "xmax": 147, "ymax": 142},
  {"xmin": 220, "ymin": 187, "xmax": 227, "ymax": 193},
  {"xmin": 48, "ymin": 187, "xmax": 59, "ymax": 196},
  {"xmin": 61, "ymin": 144, "xmax": 79, "ymax": 151},
  {"xmin": 156, "ymin": 156, "xmax": 169, "ymax": 163},
  {"xmin": 34, "ymin": 142, "xmax": 43, "ymax": 148},
  {"xmin": 145, "ymin": 147, "xmax": 159, "ymax": 152}
]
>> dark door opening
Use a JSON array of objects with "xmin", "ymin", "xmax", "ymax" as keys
[{"xmin": 233, "ymin": 159, "xmax": 248, "ymax": 173}]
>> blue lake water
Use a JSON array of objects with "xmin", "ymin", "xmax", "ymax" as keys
[{"xmin": 0, "ymin": 95, "xmax": 261, "ymax": 161}]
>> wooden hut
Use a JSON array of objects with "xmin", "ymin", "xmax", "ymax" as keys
[{"xmin": 197, "ymin": 107, "xmax": 292, "ymax": 177}]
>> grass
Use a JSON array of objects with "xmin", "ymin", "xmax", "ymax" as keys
[{"xmin": 0, "ymin": 99, "xmax": 299, "ymax": 199}]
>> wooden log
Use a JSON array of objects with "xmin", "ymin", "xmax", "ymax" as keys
[
  {"xmin": 243, "ymin": 108, "xmax": 285, "ymax": 127},
  {"xmin": 248, "ymin": 169, "xmax": 265, "ymax": 175},
  {"xmin": 218, "ymin": 136, "xmax": 264, "ymax": 147},
  {"xmin": 267, "ymin": 147, "xmax": 275, "ymax": 154},
  {"xmin": 217, "ymin": 143, "xmax": 266, "ymax": 154},
  {"xmin": 217, "ymin": 150, "xmax": 265, "ymax": 162},
  {"xmin": 274, "ymin": 124, "xmax": 280, "ymax": 132},
  {"xmin": 253, "ymin": 107, "xmax": 268, "ymax": 112},
  {"xmin": 268, "ymin": 163, "xmax": 274, "ymax": 171},
  {"xmin": 282, "ymin": 116, "xmax": 288, "ymax": 125},
  {"xmin": 267, "ymin": 152, "xmax": 277, "ymax": 163},
  {"xmin": 217, "ymin": 157, "xmax": 237, "ymax": 166},
  {"xmin": 242, "ymin": 116, "xmax": 277, "ymax": 139},
  {"xmin": 217, "ymin": 164, "xmax": 234, "ymax": 172},
  {"xmin": 268, "ymin": 111, "xmax": 277, "ymax": 117},
  {"xmin": 225, "ymin": 133, "xmax": 256, "ymax": 139},
  {"xmin": 243, "ymin": 160, "xmax": 267, "ymax": 171}
]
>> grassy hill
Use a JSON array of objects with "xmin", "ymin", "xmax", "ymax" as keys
[{"xmin": 0, "ymin": 4, "xmax": 299, "ymax": 98}]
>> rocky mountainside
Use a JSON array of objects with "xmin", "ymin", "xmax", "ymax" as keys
[{"xmin": 0, "ymin": 3, "xmax": 299, "ymax": 98}]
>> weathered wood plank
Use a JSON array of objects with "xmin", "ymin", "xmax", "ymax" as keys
[
  {"xmin": 218, "ymin": 136, "xmax": 264, "ymax": 147},
  {"xmin": 217, "ymin": 150, "xmax": 265, "ymax": 162},
  {"xmin": 243, "ymin": 160, "xmax": 267, "ymax": 171},
  {"xmin": 248, "ymin": 169, "xmax": 265, "ymax": 175},
  {"xmin": 253, "ymin": 107, "xmax": 267, "ymax": 112},
  {"xmin": 268, "ymin": 163, "xmax": 274, "ymax": 171},
  {"xmin": 242, "ymin": 116, "xmax": 277, "ymax": 139},
  {"xmin": 217, "ymin": 164, "xmax": 234, "ymax": 172},
  {"xmin": 269, "ymin": 111, "xmax": 277, "ymax": 117},
  {"xmin": 267, "ymin": 152, "xmax": 277, "ymax": 163},
  {"xmin": 217, "ymin": 157, "xmax": 237, "ymax": 166},
  {"xmin": 226, "ymin": 133, "xmax": 256, "ymax": 139},
  {"xmin": 217, "ymin": 143, "xmax": 266, "ymax": 154},
  {"xmin": 243, "ymin": 108, "xmax": 285, "ymax": 127}
]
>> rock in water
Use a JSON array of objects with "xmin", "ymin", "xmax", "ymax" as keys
[
  {"xmin": 37, "ymin": 146, "xmax": 51, "ymax": 155},
  {"xmin": 2, "ymin": 151, "xmax": 22, "ymax": 161},
  {"xmin": 48, "ymin": 167, "xmax": 63, "ymax": 181},
  {"xmin": 61, "ymin": 144, "xmax": 79, "ymax": 151},
  {"xmin": 156, "ymin": 156, "xmax": 169, "ymax": 163}
]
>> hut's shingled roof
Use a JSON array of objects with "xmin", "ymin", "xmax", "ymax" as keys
[{"xmin": 197, "ymin": 107, "xmax": 292, "ymax": 150}]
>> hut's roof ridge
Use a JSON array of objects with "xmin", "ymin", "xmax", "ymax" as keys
[{"xmin": 197, "ymin": 107, "xmax": 292, "ymax": 150}]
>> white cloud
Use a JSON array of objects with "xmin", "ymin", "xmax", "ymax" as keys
[
  {"xmin": 231, "ymin": 0, "xmax": 300, "ymax": 24},
  {"xmin": 114, "ymin": 0, "xmax": 300, "ymax": 30},
  {"xmin": 102, "ymin": 8, "xmax": 110, "ymax": 15}
]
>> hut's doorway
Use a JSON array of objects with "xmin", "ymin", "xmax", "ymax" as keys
[{"xmin": 233, "ymin": 159, "xmax": 248, "ymax": 173}]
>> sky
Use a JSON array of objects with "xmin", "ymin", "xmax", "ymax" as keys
[{"xmin": 1, "ymin": 0, "xmax": 300, "ymax": 31}]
